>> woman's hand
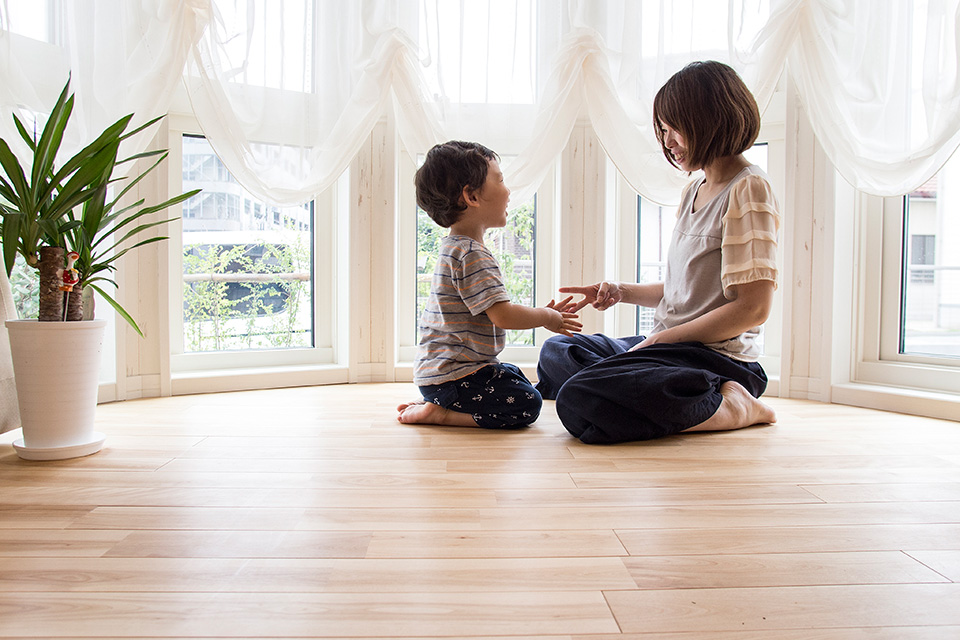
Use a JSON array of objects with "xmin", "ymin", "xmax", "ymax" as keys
[
  {"xmin": 628, "ymin": 333, "xmax": 661, "ymax": 351},
  {"xmin": 559, "ymin": 282, "xmax": 623, "ymax": 312}
]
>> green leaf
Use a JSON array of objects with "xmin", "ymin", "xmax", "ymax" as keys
[
  {"xmin": 2, "ymin": 212, "xmax": 22, "ymax": 276},
  {"xmin": 119, "ymin": 114, "xmax": 164, "ymax": 143},
  {"xmin": 13, "ymin": 111, "xmax": 37, "ymax": 152},
  {"xmin": 29, "ymin": 80, "xmax": 73, "ymax": 196},
  {"xmin": 107, "ymin": 150, "xmax": 168, "ymax": 210},
  {"xmin": 88, "ymin": 282, "xmax": 143, "ymax": 337},
  {"xmin": 116, "ymin": 148, "xmax": 166, "ymax": 165},
  {"xmin": 99, "ymin": 220, "xmax": 173, "ymax": 256},
  {"xmin": 0, "ymin": 139, "xmax": 30, "ymax": 208}
]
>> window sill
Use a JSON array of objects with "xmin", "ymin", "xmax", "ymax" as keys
[
  {"xmin": 831, "ymin": 382, "xmax": 960, "ymax": 423},
  {"xmin": 171, "ymin": 364, "xmax": 350, "ymax": 396}
]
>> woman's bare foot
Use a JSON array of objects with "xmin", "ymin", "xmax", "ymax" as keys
[
  {"xmin": 683, "ymin": 381, "xmax": 777, "ymax": 432},
  {"xmin": 396, "ymin": 400, "xmax": 478, "ymax": 427}
]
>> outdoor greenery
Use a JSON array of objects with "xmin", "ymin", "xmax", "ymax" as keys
[
  {"xmin": 8, "ymin": 255, "xmax": 39, "ymax": 320},
  {"xmin": 417, "ymin": 199, "xmax": 536, "ymax": 345},
  {"xmin": 182, "ymin": 237, "xmax": 311, "ymax": 352}
]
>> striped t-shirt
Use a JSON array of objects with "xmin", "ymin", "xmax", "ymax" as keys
[{"xmin": 414, "ymin": 234, "xmax": 511, "ymax": 386}]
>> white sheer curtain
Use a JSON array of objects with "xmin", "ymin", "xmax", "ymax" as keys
[
  {"xmin": 0, "ymin": 0, "xmax": 209, "ymax": 162},
  {"xmin": 752, "ymin": 0, "xmax": 960, "ymax": 195},
  {"xmin": 62, "ymin": 0, "xmax": 211, "ymax": 158},
  {"xmin": 184, "ymin": 0, "xmax": 443, "ymax": 206},
  {"xmin": 185, "ymin": 0, "xmax": 960, "ymax": 207}
]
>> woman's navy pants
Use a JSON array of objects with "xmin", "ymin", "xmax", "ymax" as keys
[{"xmin": 535, "ymin": 333, "xmax": 767, "ymax": 444}]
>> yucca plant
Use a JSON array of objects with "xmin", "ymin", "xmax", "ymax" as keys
[{"xmin": 0, "ymin": 77, "xmax": 200, "ymax": 335}]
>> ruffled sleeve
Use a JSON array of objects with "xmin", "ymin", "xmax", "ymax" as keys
[{"xmin": 720, "ymin": 173, "xmax": 781, "ymax": 299}]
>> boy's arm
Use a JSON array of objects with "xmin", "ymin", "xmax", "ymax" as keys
[{"xmin": 485, "ymin": 298, "xmax": 582, "ymax": 336}]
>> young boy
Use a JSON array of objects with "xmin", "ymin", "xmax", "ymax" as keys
[{"xmin": 397, "ymin": 141, "xmax": 581, "ymax": 429}]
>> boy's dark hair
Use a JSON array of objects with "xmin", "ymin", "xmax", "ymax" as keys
[
  {"xmin": 415, "ymin": 141, "xmax": 499, "ymax": 228},
  {"xmin": 653, "ymin": 60, "xmax": 760, "ymax": 171}
]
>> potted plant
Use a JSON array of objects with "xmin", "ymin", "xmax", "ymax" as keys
[{"xmin": 0, "ymin": 77, "xmax": 200, "ymax": 460}]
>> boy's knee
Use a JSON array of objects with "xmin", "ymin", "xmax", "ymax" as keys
[{"xmin": 508, "ymin": 389, "xmax": 543, "ymax": 426}]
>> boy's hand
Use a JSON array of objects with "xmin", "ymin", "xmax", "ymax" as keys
[
  {"xmin": 559, "ymin": 282, "xmax": 622, "ymax": 312},
  {"xmin": 544, "ymin": 298, "xmax": 582, "ymax": 336}
]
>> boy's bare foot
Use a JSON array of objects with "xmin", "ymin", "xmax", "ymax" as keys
[
  {"xmin": 683, "ymin": 381, "xmax": 777, "ymax": 432},
  {"xmin": 396, "ymin": 400, "xmax": 479, "ymax": 427}
]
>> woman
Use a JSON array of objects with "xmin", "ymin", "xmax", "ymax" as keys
[{"xmin": 536, "ymin": 60, "xmax": 780, "ymax": 444}]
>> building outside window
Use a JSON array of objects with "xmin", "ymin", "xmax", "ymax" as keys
[
  {"xmin": 179, "ymin": 135, "xmax": 314, "ymax": 353},
  {"xmin": 900, "ymin": 170, "xmax": 960, "ymax": 358}
]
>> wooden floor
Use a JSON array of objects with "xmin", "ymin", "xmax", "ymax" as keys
[{"xmin": 1, "ymin": 383, "xmax": 959, "ymax": 639}]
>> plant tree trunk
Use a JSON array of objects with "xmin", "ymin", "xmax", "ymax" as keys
[
  {"xmin": 65, "ymin": 283, "xmax": 84, "ymax": 321},
  {"xmin": 37, "ymin": 247, "xmax": 65, "ymax": 322}
]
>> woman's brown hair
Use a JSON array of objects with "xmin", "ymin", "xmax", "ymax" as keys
[{"xmin": 652, "ymin": 61, "xmax": 760, "ymax": 171}]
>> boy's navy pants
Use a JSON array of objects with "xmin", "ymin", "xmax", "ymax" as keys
[{"xmin": 419, "ymin": 362, "xmax": 542, "ymax": 429}]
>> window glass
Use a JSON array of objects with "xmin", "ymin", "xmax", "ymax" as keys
[
  {"xmin": 900, "ymin": 155, "xmax": 960, "ymax": 358},
  {"xmin": 181, "ymin": 135, "xmax": 314, "ymax": 352}
]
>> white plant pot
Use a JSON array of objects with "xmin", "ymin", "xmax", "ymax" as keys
[{"xmin": 5, "ymin": 319, "xmax": 107, "ymax": 460}]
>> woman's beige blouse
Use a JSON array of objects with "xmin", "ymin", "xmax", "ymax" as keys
[{"xmin": 720, "ymin": 174, "xmax": 781, "ymax": 299}]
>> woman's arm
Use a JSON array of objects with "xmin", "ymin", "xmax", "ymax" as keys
[
  {"xmin": 485, "ymin": 298, "xmax": 583, "ymax": 336},
  {"xmin": 560, "ymin": 281, "xmax": 664, "ymax": 311},
  {"xmin": 633, "ymin": 279, "xmax": 775, "ymax": 349}
]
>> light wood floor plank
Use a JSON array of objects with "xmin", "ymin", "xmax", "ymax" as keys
[
  {"xmin": 615, "ymin": 523, "xmax": 960, "ymax": 555},
  {"xmin": 492, "ymin": 484, "xmax": 821, "ymax": 507},
  {"xmin": 476, "ymin": 501, "xmax": 960, "ymax": 531},
  {"xmin": 604, "ymin": 584, "xmax": 960, "ymax": 633},
  {"xmin": 364, "ymin": 530, "xmax": 628, "ymax": 558},
  {"xmin": 101, "ymin": 530, "xmax": 372, "ymax": 558},
  {"xmin": 572, "ymin": 629, "xmax": 960, "ymax": 640},
  {"xmin": 799, "ymin": 482, "xmax": 960, "ymax": 503},
  {"xmin": 903, "ymin": 549, "xmax": 960, "ymax": 581},
  {"xmin": 157, "ymin": 457, "xmax": 450, "ymax": 473},
  {"xmin": 0, "ymin": 530, "xmax": 130, "ymax": 557},
  {"xmin": 0, "ymin": 591, "xmax": 620, "ymax": 637},
  {"xmin": 0, "ymin": 469, "xmax": 576, "ymax": 490},
  {"xmin": 621, "ymin": 551, "xmax": 947, "ymax": 588},
  {"xmin": 572, "ymin": 466, "xmax": 960, "ymax": 487},
  {"xmin": 2, "ymin": 486, "xmax": 501, "ymax": 508},
  {"xmin": 0, "ymin": 557, "xmax": 637, "ymax": 592}
]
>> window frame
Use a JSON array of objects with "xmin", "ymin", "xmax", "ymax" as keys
[
  {"xmin": 164, "ymin": 123, "xmax": 344, "ymax": 382},
  {"xmin": 849, "ymin": 191, "xmax": 960, "ymax": 396}
]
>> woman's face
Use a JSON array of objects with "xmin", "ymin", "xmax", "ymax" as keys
[{"xmin": 659, "ymin": 121, "xmax": 694, "ymax": 171}]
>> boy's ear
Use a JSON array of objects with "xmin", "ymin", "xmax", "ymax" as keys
[{"xmin": 461, "ymin": 185, "xmax": 480, "ymax": 208}]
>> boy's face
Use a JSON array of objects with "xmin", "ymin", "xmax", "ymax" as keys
[{"xmin": 474, "ymin": 159, "xmax": 511, "ymax": 227}]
